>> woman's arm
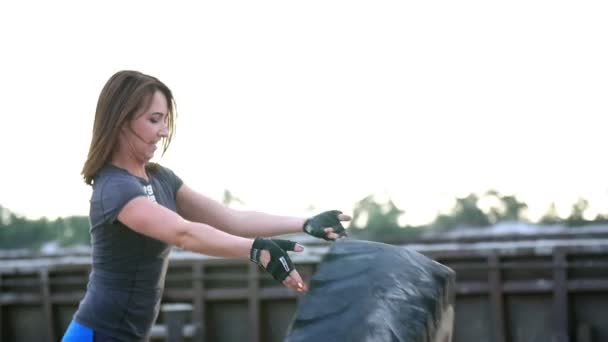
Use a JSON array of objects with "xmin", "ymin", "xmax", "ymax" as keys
[
  {"xmin": 119, "ymin": 195, "xmax": 253, "ymax": 257},
  {"xmin": 176, "ymin": 184, "xmax": 307, "ymax": 238},
  {"xmin": 117, "ymin": 196, "xmax": 306, "ymax": 291}
]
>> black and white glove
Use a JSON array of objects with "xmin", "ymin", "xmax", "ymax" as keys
[
  {"xmin": 250, "ymin": 238, "xmax": 297, "ymax": 283},
  {"xmin": 303, "ymin": 210, "xmax": 347, "ymax": 241}
]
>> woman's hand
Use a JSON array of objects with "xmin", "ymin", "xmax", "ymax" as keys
[
  {"xmin": 250, "ymin": 238, "xmax": 308, "ymax": 292},
  {"xmin": 303, "ymin": 210, "xmax": 352, "ymax": 241}
]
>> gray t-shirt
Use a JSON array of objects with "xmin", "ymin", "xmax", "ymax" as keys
[{"xmin": 74, "ymin": 163, "xmax": 183, "ymax": 341}]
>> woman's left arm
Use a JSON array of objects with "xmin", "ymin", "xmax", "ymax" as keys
[{"xmin": 176, "ymin": 184, "xmax": 306, "ymax": 238}]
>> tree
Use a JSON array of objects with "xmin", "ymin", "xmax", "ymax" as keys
[
  {"xmin": 539, "ymin": 202, "xmax": 561, "ymax": 225},
  {"xmin": 349, "ymin": 195, "xmax": 408, "ymax": 241},
  {"xmin": 58, "ymin": 216, "xmax": 91, "ymax": 246},
  {"xmin": 0, "ymin": 205, "xmax": 90, "ymax": 250},
  {"xmin": 483, "ymin": 190, "xmax": 528, "ymax": 223},
  {"xmin": 566, "ymin": 198, "xmax": 590, "ymax": 227},
  {"xmin": 432, "ymin": 193, "xmax": 490, "ymax": 230}
]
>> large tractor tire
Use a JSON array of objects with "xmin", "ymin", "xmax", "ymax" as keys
[{"xmin": 285, "ymin": 239, "xmax": 455, "ymax": 342}]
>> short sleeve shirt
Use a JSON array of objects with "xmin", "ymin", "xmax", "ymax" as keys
[{"xmin": 74, "ymin": 163, "xmax": 183, "ymax": 341}]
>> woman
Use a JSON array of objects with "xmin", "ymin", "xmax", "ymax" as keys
[{"xmin": 62, "ymin": 70, "xmax": 350, "ymax": 341}]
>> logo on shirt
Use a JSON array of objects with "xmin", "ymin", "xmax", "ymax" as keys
[{"xmin": 143, "ymin": 184, "xmax": 157, "ymax": 203}]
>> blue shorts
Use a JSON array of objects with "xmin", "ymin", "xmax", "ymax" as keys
[
  {"xmin": 62, "ymin": 320, "xmax": 93, "ymax": 342},
  {"xmin": 62, "ymin": 320, "xmax": 114, "ymax": 342}
]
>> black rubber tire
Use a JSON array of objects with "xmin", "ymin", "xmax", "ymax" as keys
[{"xmin": 284, "ymin": 239, "xmax": 455, "ymax": 342}]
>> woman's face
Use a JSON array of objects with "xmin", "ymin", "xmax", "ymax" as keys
[{"xmin": 118, "ymin": 90, "xmax": 169, "ymax": 163}]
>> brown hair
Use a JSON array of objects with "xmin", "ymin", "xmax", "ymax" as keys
[{"xmin": 81, "ymin": 70, "xmax": 177, "ymax": 185}]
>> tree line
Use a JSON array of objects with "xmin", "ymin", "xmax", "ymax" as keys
[
  {"xmin": 348, "ymin": 190, "xmax": 608, "ymax": 241},
  {"xmin": 0, "ymin": 207, "xmax": 90, "ymax": 250},
  {"xmin": 1, "ymin": 189, "xmax": 606, "ymax": 250}
]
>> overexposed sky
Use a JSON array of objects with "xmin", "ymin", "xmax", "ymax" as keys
[{"xmin": 1, "ymin": 1, "xmax": 607, "ymax": 225}]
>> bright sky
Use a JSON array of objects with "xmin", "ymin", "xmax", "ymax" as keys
[{"xmin": 1, "ymin": 1, "xmax": 607, "ymax": 226}]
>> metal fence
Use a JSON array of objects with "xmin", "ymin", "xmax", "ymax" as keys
[{"xmin": 2, "ymin": 226, "xmax": 608, "ymax": 342}]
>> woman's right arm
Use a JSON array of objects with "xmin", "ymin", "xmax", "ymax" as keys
[
  {"xmin": 118, "ymin": 196, "xmax": 253, "ymax": 258},
  {"xmin": 117, "ymin": 196, "xmax": 306, "ymax": 291}
]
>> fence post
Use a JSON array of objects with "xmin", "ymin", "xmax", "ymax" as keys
[
  {"xmin": 192, "ymin": 262, "xmax": 205, "ymax": 342},
  {"xmin": 488, "ymin": 253, "xmax": 507, "ymax": 342},
  {"xmin": 39, "ymin": 268, "xmax": 56, "ymax": 342},
  {"xmin": 248, "ymin": 263, "xmax": 260, "ymax": 342},
  {"xmin": 553, "ymin": 248, "xmax": 569, "ymax": 342},
  {"xmin": 0, "ymin": 273, "xmax": 3, "ymax": 342},
  {"xmin": 161, "ymin": 303, "xmax": 193, "ymax": 342}
]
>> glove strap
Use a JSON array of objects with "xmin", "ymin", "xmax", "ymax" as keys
[{"xmin": 250, "ymin": 245, "xmax": 261, "ymax": 263}]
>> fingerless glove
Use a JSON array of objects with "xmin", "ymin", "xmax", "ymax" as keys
[
  {"xmin": 250, "ymin": 238, "xmax": 297, "ymax": 282},
  {"xmin": 302, "ymin": 210, "xmax": 347, "ymax": 241}
]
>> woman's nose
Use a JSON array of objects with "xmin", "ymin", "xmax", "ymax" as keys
[{"xmin": 159, "ymin": 125, "xmax": 169, "ymax": 138}]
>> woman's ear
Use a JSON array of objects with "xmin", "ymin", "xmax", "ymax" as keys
[{"xmin": 120, "ymin": 122, "xmax": 130, "ymax": 135}]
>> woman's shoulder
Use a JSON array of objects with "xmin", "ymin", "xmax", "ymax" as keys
[
  {"xmin": 147, "ymin": 162, "xmax": 178, "ymax": 178},
  {"xmin": 93, "ymin": 165, "xmax": 142, "ymax": 190},
  {"xmin": 147, "ymin": 163, "xmax": 183, "ymax": 191}
]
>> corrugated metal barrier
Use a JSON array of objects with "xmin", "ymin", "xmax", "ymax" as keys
[{"xmin": 1, "ymin": 225, "xmax": 608, "ymax": 342}]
